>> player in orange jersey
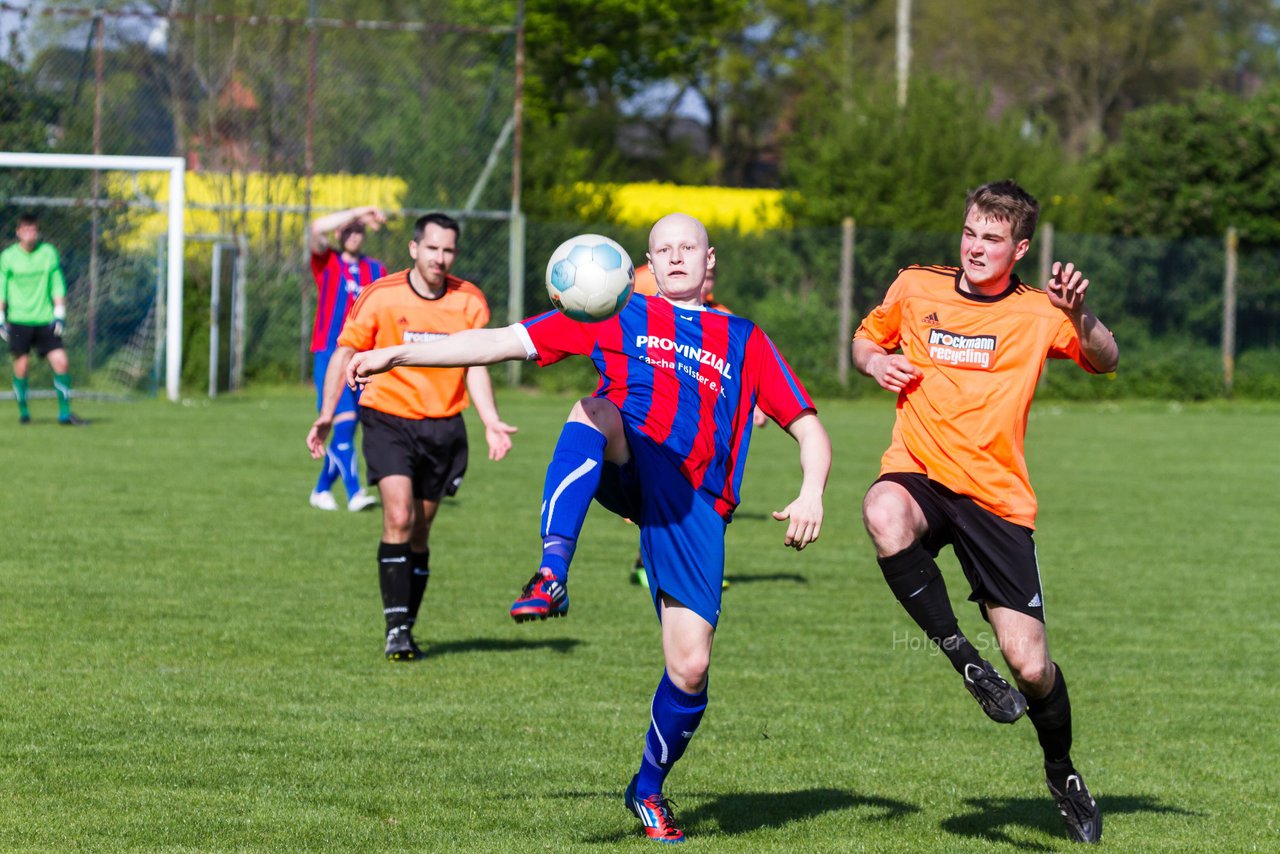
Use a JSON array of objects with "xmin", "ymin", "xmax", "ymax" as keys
[
  {"xmin": 854, "ymin": 180, "xmax": 1118, "ymax": 845},
  {"xmin": 307, "ymin": 212, "xmax": 518, "ymax": 662}
]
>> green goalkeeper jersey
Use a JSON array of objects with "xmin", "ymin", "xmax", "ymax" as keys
[{"xmin": 0, "ymin": 242, "xmax": 66, "ymax": 325}]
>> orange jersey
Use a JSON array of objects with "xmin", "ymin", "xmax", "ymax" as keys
[
  {"xmin": 855, "ymin": 265, "xmax": 1102, "ymax": 528},
  {"xmin": 338, "ymin": 270, "xmax": 490, "ymax": 419},
  {"xmin": 633, "ymin": 263, "xmax": 659, "ymax": 296}
]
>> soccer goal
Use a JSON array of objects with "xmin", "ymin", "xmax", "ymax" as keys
[{"xmin": 0, "ymin": 151, "xmax": 185, "ymax": 401}]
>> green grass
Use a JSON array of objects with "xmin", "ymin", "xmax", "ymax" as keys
[{"xmin": 1, "ymin": 389, "xmax": 1277, "ymax": 851}]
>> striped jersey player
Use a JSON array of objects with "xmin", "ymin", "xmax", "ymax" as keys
[{"xmin": 345, "ymin": 213, "xmax": 832, "ymax": 845}]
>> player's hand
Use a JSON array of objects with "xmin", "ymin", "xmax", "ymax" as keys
[
  {"xmin": 52, "ymin": 319, "xmax": 65, "ymax": 338},
  {"xmin": 347, "ymin": 349, "xmax": 394, "ymax": 390},
  {"xmin": 752, "ymin": 406, "xmax": 769, "ymax": 429},
  {"xmin": 306, "ymin": 416, "xmax": 332, "ymax": 459},
  {"xmin": 1046, "ymin": 261, "xmax": 1091, "ymax": 315},
  {"xmin": 483, "ymin": 420, "xmax": 519, "ymax": 461},
  {"xmin": 360, "ymin": 207, "xmax": 388, "ymax": 231},
  {"xmin": 772, "ymin": 491, "xmax": 823, "ymax": 551},
  {"xmin": 868, "ymin": 353, "xmax": 921, "ymax": 393}
]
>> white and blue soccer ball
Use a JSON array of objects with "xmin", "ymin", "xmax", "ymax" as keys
[{"xmin": 545, "ymin": 233, "xmax": 635, "ymax": 322}]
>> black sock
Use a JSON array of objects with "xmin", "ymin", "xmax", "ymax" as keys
[
  {"xmin": 878, "ymin": 542, "xmax": 982, "ymax": 674},
  {"xmin": 378, "ymin": 541, "xmax": 412, "ymax": 634},
  {"xmin": 408, "ymin": 548, "xmax": 430, "ymax": 628},
  {"xmin": 1027, "ymin": 664, "xmax": 1075, "ymax": 786}
]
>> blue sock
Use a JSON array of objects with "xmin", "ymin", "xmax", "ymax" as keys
[
  {"xmin": 331, "ymin": 419, "xmax": 361, "ymax": 498},
  {"xmin": 315, "ymin": 419, "xmax": 357, "ymax": 495},
  {"xmin": 635, "ymin": 671, "xmax": 707, "ymax": 798},
  {"xmin": 539, "ymin": 422, "xmax": 606, "ymax": 580}
]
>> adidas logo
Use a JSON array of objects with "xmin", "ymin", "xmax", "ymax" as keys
[
  {"xmin": 922, "ymin": 311, "xmax": 941, "ymax": 326},
  {"xmin": 1027, "ymin": 593, "xmax": 1042, "ymax": 608}
]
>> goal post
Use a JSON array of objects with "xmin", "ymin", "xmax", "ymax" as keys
[{"xmin": 0, "ymin": 151, "xmax": 186, "ymax": 401}]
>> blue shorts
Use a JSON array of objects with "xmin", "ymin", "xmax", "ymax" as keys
[
  {"xmin": 314, "ymin": 350, "xmax": 358, "ymax": 416},
  {"xmin": 595, "ymin": 423, "xmax": 727, "ymax": 628}
]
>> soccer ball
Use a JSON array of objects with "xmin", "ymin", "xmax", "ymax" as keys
[{"xmin": 545, "ymin": 234, "xmax": 635, "ymax": 322}]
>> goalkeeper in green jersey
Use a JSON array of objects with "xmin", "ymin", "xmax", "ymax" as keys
[{"xmin": 0, "ymin": 213, "xmax": 84, "ymax": 425}]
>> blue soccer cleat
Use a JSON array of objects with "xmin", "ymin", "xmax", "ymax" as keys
[
  {"xmin": 624, "ymin": 775, "xmax": 685, "ymax": 844},
  {"xmin": 509, "ymin": 568, "xmax": 568, "ymax": 622}
]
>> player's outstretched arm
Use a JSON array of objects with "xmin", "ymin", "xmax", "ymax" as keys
[
  {"xmin": 853, "ymin": 338, "xmax": 921, "ymax": 393},
  {"xmin": 1045, "ymin": 261, "xmax": 1119, "ymax": 373},
  {"xmin": 348, "ymin": 326, "xmax": 528, "ymax": 389},
  {"xmin": 464, "ymin": 365, "xmax": 518, "ymax": 461},
  {"xmin": 772, "ymin": 411, "xmax": 831, "ymax": 550}
]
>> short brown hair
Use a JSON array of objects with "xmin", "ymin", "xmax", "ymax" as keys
[{"xmin": 964, "ymin": 180, "xmax": 1040, "ymax": 243}]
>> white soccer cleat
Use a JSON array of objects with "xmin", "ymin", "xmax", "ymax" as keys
[
  {"xmin": 309, "ymin": 490, "xmax": 339, "ymax": 511},
  {"xmin": 347, "ymin": 490, "xmax": 378, "ymax": 512}
]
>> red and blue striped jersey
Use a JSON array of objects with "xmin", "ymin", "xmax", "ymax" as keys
[
  {"xmin": 520, "ymin": 294, "xmax": 815, "ymax": 519},
  {"xmin": 310, "ymin": 248, "xmax": 386, "ymax": 353}
]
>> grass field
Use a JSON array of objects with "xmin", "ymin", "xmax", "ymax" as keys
[{"xmin": 1, "ymin": 388, "xmax": 1277, "ymax": 852}]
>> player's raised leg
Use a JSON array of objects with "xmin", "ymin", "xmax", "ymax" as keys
[
  {"xmin": 625, "ymin": 596, "xmax": 712, "ymax": 844},
  {"xmin": 863, "ymin": 478, "xmax": 1026, "ymax": 723},
  {"xmin": 510, "ymin": 396, "xmax": 629, "ymax": 622},
  {"xmin": 988, "ymin": 606, "xmax": 1100, "ymax": 843}
]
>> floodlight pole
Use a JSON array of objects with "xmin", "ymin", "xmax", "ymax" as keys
[{"xmin": 0, "ymin": 152, "xmax": 187, "ymax": 401}]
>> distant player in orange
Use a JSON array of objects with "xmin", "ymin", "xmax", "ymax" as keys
[
  {"xmin": 854, "ymin": 180, "xmax": 1118, "ymax": 844},
  {"xmin": 307, "ymin": 213, "xmax": 517, "ymax": 661}
]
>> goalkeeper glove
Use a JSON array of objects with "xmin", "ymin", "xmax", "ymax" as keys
[
  {"xmin": 53, "ymin": 306, "xmax": 65, "ymax": 338},
  {"xmin": 0, "ymin": 311, "xmax": 7, "ymax": 343}
]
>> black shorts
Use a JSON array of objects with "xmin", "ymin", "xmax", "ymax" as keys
[
  {"xmin": 8, "ymin": 322, "xmax": 63, "ymax": 357},
  {"xmin": 359, "ymin": 407, "xmax": 468, "ymax": 502},
  {"xmin": 878, "ymin": 472, "xmax": 1046, "ymax": 622}
]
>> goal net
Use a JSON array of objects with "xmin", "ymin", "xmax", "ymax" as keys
[{"xmin": 0, "ymin": 152, "xmax": 185, "ymax": 401}]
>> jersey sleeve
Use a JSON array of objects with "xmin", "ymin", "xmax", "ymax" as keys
[
  {"xmin": 336, "ymin": 290, "xmax": 378, "ymax": 351},
  {"xmin": 310, "ymin": 247, "xmax": 333, "ymax": 282},
  {"xmin": 854, "ymin": 275, "xmax": 908, "ymax": 350},
  {"xmin": 1047, "ymin": 313, "xmax": 1107, "ymax": 373},
  {"xmin": 520, "ymin": 310, "xmax": 598, "ymax": 367},
  {"xmin": 749, "ymin": 327, "xmax": 815, "ymax": 428},
  {"xmin": 50, "ymin": 248, "xmax": 66, "ymax": 300},
  {"xmin": 465, "ymin": 286, "xmax": 491, "ymax": 330}
]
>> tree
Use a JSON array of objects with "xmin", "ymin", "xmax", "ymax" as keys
[
  {"xmin": 1100, "ymin": 86, "xmax": 1280, "ymax": 243},
  {"xmin": 916, "ymin": 0, "xmax": 1280, "ymax": 155},
  {"xmin": 782, "ymin": 73, "xmax": 1093, "ymax": 233}
]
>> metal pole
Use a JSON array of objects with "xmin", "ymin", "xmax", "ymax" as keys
[
  {"xmin": 301, "ymin": 0, "xmax": 318, "ymax": 384},
  {"xmin": 506, "ymin": 0, "xmax": 526, "ymax": 386},
  {"xmin": 166, "ymin": 159, "xmax": 185, "ymax": 402},
  {"xmin": 232, "ymin": 232, "xmax": 248, "ymax": 391},
  {"xmin": 209, "ymin": 243, "xmax": 222, "ymax": 397},
  {"xmin": 88, "ymin": 8, "xmax": 104, "ymax": 371},
  {"xmin": 1222, "ymin": 226, "xmax": 1238, "ymax": 396},
  {"xmin": 896, "ymin": 0, "xmax": 911, "ymax": 107},
  {"xmin": 1037, "ymin": 222, "xmax": 1054, "ymax": 389},
  {"xmin": 837, "ymin": 217, "xmax": 855, "ymax": 386}
]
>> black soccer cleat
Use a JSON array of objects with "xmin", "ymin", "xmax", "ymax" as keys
[
  {"xmin": 1048, "ymin": 772, "xmax": 1102, "ymax": 843},
  {"xmin": 963, "ymin": 661, "xmax": 1028, "ymax": 723},
  {"xmin": 384, "ymin": 625, "xmax": 422, "ymax": 662}
]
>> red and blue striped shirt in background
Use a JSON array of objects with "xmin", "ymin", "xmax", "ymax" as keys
[
  {"xmin": 519, "ymin": 294, "xmax": 815, "ymax": 520},
  {"xmin": 310, "ymin": 248, "xmax": 386, "ymax": 353}
]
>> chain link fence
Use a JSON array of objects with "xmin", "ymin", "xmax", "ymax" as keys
[{"xmin": 2, "ymin": 1, "xmax": 517, "ymax": 394}]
